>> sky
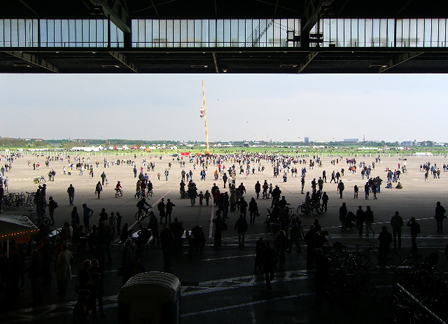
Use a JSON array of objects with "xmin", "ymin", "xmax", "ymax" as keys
[{"xmin": 1, "ymin": 73, "xmax": 447, "ymax": 143}]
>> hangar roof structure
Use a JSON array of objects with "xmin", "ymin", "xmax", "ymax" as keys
[{"xmin": 1, "ymin": 0, "xmax": 448, "ymax": 74}]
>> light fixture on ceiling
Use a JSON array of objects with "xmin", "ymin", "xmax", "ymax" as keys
[
  {"xmin": 191, "ymin": 64, "xmax": 208, "ymax": 68},
  {"xmin": 13, "ymin": 63, "xmax": 32, "ymax": 68},
  {"xmin": 102, "ymin": 64, "xmax": 120, "ymax": 68}
]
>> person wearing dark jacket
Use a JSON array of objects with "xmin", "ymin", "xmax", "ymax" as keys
[
  {"xmin": 26, "ymin": 250, "xmax": 42, "ymax": 306},
  {"xmin": 234, "ymin": 214, "xmax": 248, "ymax": 248},
  {"xmin": 213, "ymin": 212, "xmax": 226, "ymax": 247},
  {"xmin": 160, "ymin": 224, "xmax": 174, "ymax": 270},
  {"xmin": 261, "ymin": 242, "xmax": 277, "ymax": 291},
  {"xmin": 407, "ymin": 217, "xmax": 421, "ymax": 251},
  {"xmin": 248, "ymin": 198, "xmax": 258, "ymax": 224}
]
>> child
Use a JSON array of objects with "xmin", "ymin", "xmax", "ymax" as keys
[
  {"xmin": 205, "ymin": 190, "xmax": 211, "ymax": 206},
  {"xmin": 199, "ymin": 191, "xmax": 204, "ymax": 205}
]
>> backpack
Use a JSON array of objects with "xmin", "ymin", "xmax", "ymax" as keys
[{"xmin": 221, "ymin": 221, "xmax": 228, "ymax": 231}]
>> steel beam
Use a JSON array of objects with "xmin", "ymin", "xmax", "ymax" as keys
[
  {"xmin": 397, "ymin": 0, "xmax": 414, "ymax": 16},
  {"xmin": 150, "ymin": 0, "xmax": 159, "ymax": 16},
  {"xmin": 18, "ymin": 0, "xmax": 38, "ymax": 16},
  {"xmin": 7, "ymin": 52, "xmax": 59, "ymax": 73},
  {"xmin": 298, "ymin": 51, "xmax": 319, "ymax": 73},
  {"xmin": 302, "ymin": 0, "xmax": 325, "ymax": 36},
  {"xmin": 379, "ymin": 52, "xmax": 423, "ymax": 73},
  {"xmin": 212, "ymin": 53, "xmax": 219, "ymax": 73},
  {"xmin": 90, "ymin": 0, "xmax": 131, "ymax": 34},
  {"xmin": 109, "ymin": 52, "xmax": 138, "ymax": 73}
]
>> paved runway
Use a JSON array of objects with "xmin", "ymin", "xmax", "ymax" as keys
[{"xmin": 1, "ymin": 153, "xmax": 448, "ymax": 323}]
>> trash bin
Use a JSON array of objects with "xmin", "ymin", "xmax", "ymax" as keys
[{"xmin": 118, "ymin": 271, "xmax": 181, "ymax": 324}]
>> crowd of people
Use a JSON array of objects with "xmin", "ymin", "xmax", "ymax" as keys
[{"xmin": 1, "ymin": 152, "xmax": 448, "ymax": 322}]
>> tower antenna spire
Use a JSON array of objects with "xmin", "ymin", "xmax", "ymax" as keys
[{"xmin": 202, "ymin": 80, "xmax": 210, "ymax": 155}]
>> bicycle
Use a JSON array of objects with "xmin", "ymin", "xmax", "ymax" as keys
[
  {"xmin": 297, "ymin": 200, "xmax": 325, "ymax": 216},
  {"xmin": 33, "ymin": 176, "xmax": 46, "ymax": 184},
  {"xmin": 25, "ymin": 191, "xmax": 36, "ymax": 207},
  {"xmin": 115, "ymin": 188, "xmax": 124, "ymax": 198},
  {"xmin": 134, "ymin": 190, "xmax": 143, "ymax": 199},
  {"xmin": 135, "ymin": 209, "xmax": 152, "ymax": 221},
  {"xmin": 358, "ymin": 240, "xmax": 401, "ymax": 269},
  {"xmin": 264, "ymin": 209, "xmax": 281, "ymax": 238},
  {"xmin": 26, "ymin": 209, "xmax": 51, "ymax": 226}
]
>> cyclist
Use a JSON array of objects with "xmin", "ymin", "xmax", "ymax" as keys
[
  {"xmin": 304, "ymin": 192, "xmax": 311, "ymax": 214},
  {"xmin": 115, "ymin": 181, "xmax": 123, "ymax": 196},
  {"xmin": 179, "ymin": 180, "xmax": 186, "ymax": 196},
  {"xmin": 278, "ymin": 196, "xmax": 289, "ymax": 209},
  {"xmin": 136, "ymin": 198, "xmax": 152, "ymax": 216}
]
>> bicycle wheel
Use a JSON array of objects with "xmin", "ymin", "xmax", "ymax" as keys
[
  {"xmin": 296, "ymin": 205, "xmax": 306, "ymax": 216},
  {"xmin": 270, "ymin": 223, "xmax": 280, "ymax": 238},
  {"xmin": 135, "ymin": 211, "xmax": 141, "ymax": 221},
  {"xmin": 359, "ymin": 251, "xmax": 371, "ymax": 268},
  {"xmin": 264, "ymin": 220, "xmax": 270, "ymax": 234},
  {"xmin": 385, "ymin": 251, "xmax": 401, "ymax": 268},
  {"xmin": 311, "ymin": 204, "xmax": 322, "ymax": 216},
  {"xmin": 380, "ymin": 295, "xmax": 396, "ymax": 322},
  {"xmin": 41, "ymin": 217, "xmax": 51, "ymax": 227}
]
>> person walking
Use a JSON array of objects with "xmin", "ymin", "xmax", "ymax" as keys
[
  {"xmin": 337, "ymin": 180, "xmax": 345, "ymax": 199},
  {"xmin": 160, "ymin": 224, "xmax": 174, "ymax": 270},
  {"xmin": 261, "ymin": 242, "xmax": 277, "ymax": 291},
  {"xmin": 82, "ymin": 204, "xmax": 94, "ymax": 233},
  {"xmin": 25, "ymin": 250, "xmax": 42, "ymax": 306},
  {"xmin": 255, "ymin": 181, "xmax": 261, "ymax": 199},
  {"xmin": 248, "ymin": 197, "xmax": 258, "ymax": 224},
  {"xmin": 365, "ymin": 206, "xmax": 374, "ymax": 236},
  {"xmin": 390, "ymin": 211, "xmax": 404, "ymax": 249},
  {"xmin": 275, "ymin": 230, "xmax": 288, "ymax": 271},
  {"xmin": 101, "ymin": 172, "xmax": 107, "ymax": 185},
  {"xmin": 311, "ymin": 248, "xmax": 333, "ymax": 311},
  {"xmin": 254, "ymin": 237, "xmax": 265, "ymax": 272},
  {"xmin": 288, "ymin": 218, "xmax": 302, "ymax": 253},
  {"xmin": 67, "ymin": 184, "xmax": 75, "ymax": 205},
  {"xmin": 213, "ymin": 212, "xmax": 226, "ymax": 248},
  {"xmin": 48, "ymin": 196, "xmax": 58, "ymax": 225},
  {"xmin": 89, "ymin": 259, "xmax": 107, "ymax": 317},
  {"xmin": 158, "ymin": 198, "xmax": 166, "ymax": 224},
  {"xmin": 165, "ymin": 199, "xmax": 175, "ymax": 225},
  {"xmin": 55, "ymin": 242, "xmax": 73, "ymax": 295},
  {"xmin": 148, "ymin": 212, "xmax": 159, "ymax": 246},
  {"xmin": 355, "ymin": 206, "xmax": 365, "ymax": 236},
  {"xmin": 435, "ymin": 201, "xmax": 446, "ymax": 233},
  {"xmin": 95, "ymin": 181, "xmax": 102, "ymax": 199},
  {"xmin": 378, "ymin": 226, "xmax": 393, "ymax": 266},
  {"xmin": 304, "ymin": 225, "xmax": 316, "ymax": 269},
  {"xmin": 234, "ymin": 214, "xmax": 248, "ymax": 248},
  {"xmin": 407, "ymin": 217, "xmax": 421, "ymax": 251}
]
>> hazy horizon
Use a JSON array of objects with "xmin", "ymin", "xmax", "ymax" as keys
[{"xmin": 2, "ymin": 73, "xmax": 447, "ymax": 143}]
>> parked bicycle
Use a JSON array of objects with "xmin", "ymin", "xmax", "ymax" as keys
[
  {"xmin": 357, "ymin": 240, "xmax": 401, "ymax": 269},
  {"xmin": 33, "ymin": 176, "xmax": 46, "ymax": 184},
  {"xmin": 297, "ymin": 200, "xmax": 326, "ymax": 216}
]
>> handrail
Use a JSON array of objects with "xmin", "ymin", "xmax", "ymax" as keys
[{"xmin": 395, "ymin": 283, "xmax": 446, "ymax": 324}]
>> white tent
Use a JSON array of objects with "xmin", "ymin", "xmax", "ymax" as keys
[
  {"xmin": 0, "ymin": 215, "xmax": 39, "ymax": 257},
  {"xmin": 0, "ymin": 215, "xmax": 39, "ymax": 240}
]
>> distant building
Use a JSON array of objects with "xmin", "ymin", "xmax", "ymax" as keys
[
  {"xmin": 304, "ymin": 137, "xmax": 310, "ymax": 144},
  {"xmin": 343, "ymin": 138, "xmax": 359, "ymax": 143},
  {"xmin": 401, "ymin": 141, "xmax": 414, "ymax": 146}
]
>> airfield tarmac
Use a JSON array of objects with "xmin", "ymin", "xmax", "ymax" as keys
[{"xmin": 1, "ymin": 153, "xmax": 448, "ymax": 324}]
